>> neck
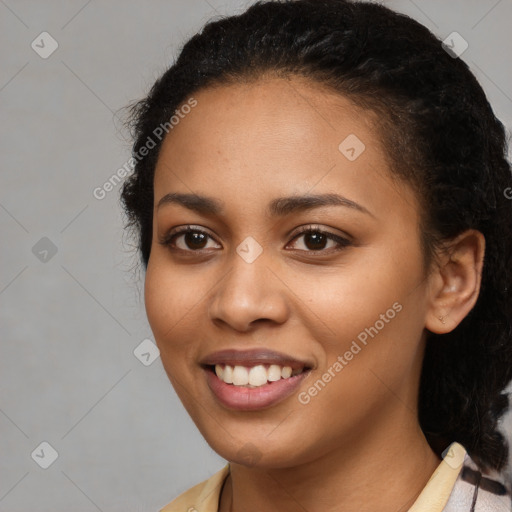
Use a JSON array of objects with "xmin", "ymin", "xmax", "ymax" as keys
[{"xmin": 219, "ymin": 409, "xmax": 441, "ymax": 512}]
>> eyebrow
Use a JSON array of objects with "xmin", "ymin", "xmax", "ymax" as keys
[{"xmin": 156, "ymin": 192, "xmax": 374, "ymax": 218}]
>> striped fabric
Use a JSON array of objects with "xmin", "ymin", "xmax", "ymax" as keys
[{"xmin": 442, "ymin": 448, "xmax": 511, "ymax": 511}]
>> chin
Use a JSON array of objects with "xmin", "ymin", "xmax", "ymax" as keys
[{"xmin": 203, "ymin": 430, "xmax": 315, "ymax": 469}]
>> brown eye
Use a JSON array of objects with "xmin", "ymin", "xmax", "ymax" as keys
[
  {"xmin": 288, "ymin": 226, "xmax": 351, "ymax": 252},
  {"xmin": 182, "ymin": 231, "xmax": 208, "ymax": 249},
  {"xmin": 159, "ymin": 226, "xmax": 220, "ymax": 252},
  {"xmin": 300, "ymin": 231, "xmax": 328, "ymax": 250}
]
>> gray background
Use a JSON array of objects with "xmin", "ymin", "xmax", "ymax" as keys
[{"xmin": 1, "ymin": 1, "xmax": 511, "ymax": 511}]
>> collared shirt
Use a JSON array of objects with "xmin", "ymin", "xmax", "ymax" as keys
[{"xmin": 160, "ymin": 442, "xmax": 511, "ymax": 512}]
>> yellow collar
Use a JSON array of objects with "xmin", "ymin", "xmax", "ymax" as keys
[{"xmin": 161, "ymin": 442, "xmax": 466, "ymax": 512}]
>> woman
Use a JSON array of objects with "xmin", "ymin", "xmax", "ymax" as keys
[{"xmin": 120, "ymin": 0, "xmax": 512, "ymax": 510}]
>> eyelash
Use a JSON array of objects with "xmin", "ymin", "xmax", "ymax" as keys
[{"xmin": 158, "ymin": 224, "xmax": 352, "ymax": 255}]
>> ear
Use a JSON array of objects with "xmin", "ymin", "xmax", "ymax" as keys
[{"xmin": 425, "ymin": 229, "xmax": 485, "ymax": 334}]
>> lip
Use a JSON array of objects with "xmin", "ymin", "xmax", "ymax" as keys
[
  {"xmin": 200, "ymin": 348, "xmax": 314, "ymax": 411},
  {"xmin": 204, "ymin": 366, "xmax": 312, "ymax": 411},
  {"xmin": 199, "ymin": 348, "xmax": 313, "ymax": 370}
]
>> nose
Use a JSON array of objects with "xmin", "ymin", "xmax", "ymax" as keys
[{"xmin": 208, "ymin": 251, "xmax": 289, "ymax": 333}]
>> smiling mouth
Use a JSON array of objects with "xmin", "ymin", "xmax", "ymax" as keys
[{"xmin": 205, "ymin": 363, "xmax": 311, "ymax": 387}]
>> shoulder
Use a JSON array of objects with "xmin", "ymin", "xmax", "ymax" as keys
[{"xmin": 159, "ymin": 464, "xmax": 230, "ymax": 512}]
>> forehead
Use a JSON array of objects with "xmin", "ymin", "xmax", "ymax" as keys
[
  {"xmin": 153, "ymin": 77, "xmax": 414, "ymax": 221},
  {"xmin": 156, "ymin": 76, "xmax": 379, "ymax": 169}
]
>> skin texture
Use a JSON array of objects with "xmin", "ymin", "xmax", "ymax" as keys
[{"xmin": 144, "ymin": 76, "xmax": 485, "ymax": 512}]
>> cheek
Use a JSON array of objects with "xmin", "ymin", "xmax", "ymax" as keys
[
  {"xmin": 144, "ymin": 257, "xmax": 201, "ymax": 357},
  {"xmin": 298, "ymin": 246, "xmax": 422, "ymax": 346}
]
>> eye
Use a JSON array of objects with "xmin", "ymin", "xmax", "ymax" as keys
[
  {"xmin": 287, "ymin": 225, "xmax": 351, "ymax": 253},
  {"xmin": 158, "ymin": 224, "xmax": 352, "ymax": 254},
  {"xmin": 158, "ymin": 226, "xmax": 220, "ymax": 252}
]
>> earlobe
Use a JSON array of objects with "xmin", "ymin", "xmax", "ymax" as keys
[{"xmin": 425, "ymin": 229, "xmax": 485, "ymax": 334}]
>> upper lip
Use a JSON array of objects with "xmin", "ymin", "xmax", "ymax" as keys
[{"xmin": 200, "ymin": 348, "xmax": 313, "ymax": 370}]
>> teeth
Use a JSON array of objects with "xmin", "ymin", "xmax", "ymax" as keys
[
  {"xmin": 222, "ymin": 365, "xmax": 233, "ymax": 384},
  {"xmin": 214, "ymin": 364, "xmax": 303, "ymax": 387},
  {"xmin": 281, "ymin": 366, "xmax": 292, "ymax": 379},
  {"xmin": 268, "ymin": 364, "xmax": 282, "ymax": 382},
  {"xmin": 232, "ymin": 366, "xmax": 249, "ymax": 385},
  {"xmin": 248, "ymin": 365, "xmax": 268, "ymax": 386}
]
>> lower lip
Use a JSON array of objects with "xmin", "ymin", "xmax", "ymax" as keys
[{"xmin": 204, "ymin": 367, "xmax": 310, "ymax": 411}]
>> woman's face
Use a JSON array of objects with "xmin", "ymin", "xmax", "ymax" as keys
[{"xmin": 145, "ymin": 77, "xmax": 433, "ymax": 468}]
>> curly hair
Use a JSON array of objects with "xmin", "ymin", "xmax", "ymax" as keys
[{"xmin": 120, "ymin": 0, "xmax": 512, "ymax": 472}]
